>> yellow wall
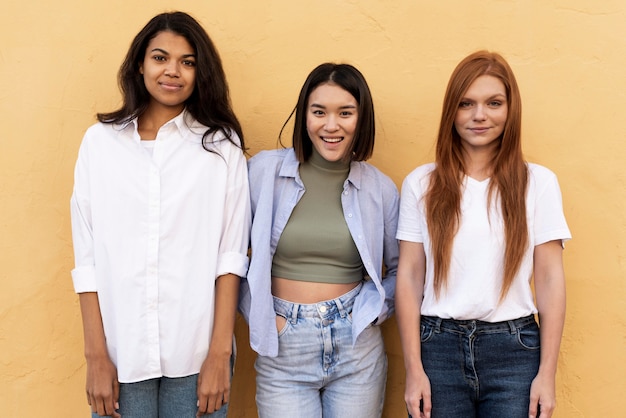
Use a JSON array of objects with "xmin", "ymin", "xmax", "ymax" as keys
[{"xmin": 1, "ymin": 1, "xmax": 624, "ymax": 416}]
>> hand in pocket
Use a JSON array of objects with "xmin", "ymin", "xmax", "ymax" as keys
[{"xmin": 275, "ymin": 315, "xmax": 287, "ymax": 334}]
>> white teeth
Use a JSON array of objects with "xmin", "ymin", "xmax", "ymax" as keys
[{"xmin": 322, "ymin": 137, "xmax": 343, "ymax": 143}]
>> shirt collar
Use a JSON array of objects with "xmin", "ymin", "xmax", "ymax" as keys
[
  {"xmin": 118, "ymin": 109, "xmax": 196, "ymax": 142},
  {"xmin": 347, "ymin": 161, "xmax": 363, "ymax": 190},
  {"xmin": 278, "ymin": 148, "xmax": 364, "ymax": 190}
]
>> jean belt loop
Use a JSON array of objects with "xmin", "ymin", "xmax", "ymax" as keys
[
  {"xmin": 434, "ymin": 317, "xmax": 443, "ymax": 333},
  {"xmin": 335, "ymin": 297, "xmax": 347, "ymax": 318},
  {"xmin": 507, "ymin": 319, "xmax": 517, "ymax": 334},
  {"xmin": 290, "ymin": 303, "xmax": 299, "ymax": 324}
]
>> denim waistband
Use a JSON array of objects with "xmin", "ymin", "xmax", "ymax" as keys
[
  {"xmin": 421, "ymin": 314, "xmax": 536, "ymax": 334},
  {"xmin": 273, "ymin": 282, "xmax": 362, "ymax": 322}
]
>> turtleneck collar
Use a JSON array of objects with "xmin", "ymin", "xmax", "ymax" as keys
[{"xmin": 307, "ymin": 147, "xmax": 351, "ymax": 172}]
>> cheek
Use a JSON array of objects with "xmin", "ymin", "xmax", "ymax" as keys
[
  {"xmin": 453, "ymin": 111, "xmax": 464, "ymax": 127},
  {"xmin": 453, "ymin": 117, "xmax": 462, "ymax": 134},
  {"xmin": 348, "ymin": 118, "xmax": 358, "ymax": 134},
  {"xmin": 497, "ymin": 107, "xmax": 508, "ymax": 124},
  {"xmin": 305, "ymin": 116, "xmax": 317, "ymax": 137},
  {"xmin": 187, "ymin": 70, "xmax": 197, "ymax": 85}
]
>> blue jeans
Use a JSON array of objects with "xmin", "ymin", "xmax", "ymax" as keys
[
  {"xmin": 91, "ymin": 374, "xmax": 228, "ymax": 418},
  {"xmin": 255, "ymin": 283, "xmax": 388, "ymax": 418},
  {"xmin": 411, "ymin": 315, "xmax": 540, "ymax": 418}
]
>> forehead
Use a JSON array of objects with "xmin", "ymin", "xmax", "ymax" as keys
[
  {"xmin": 308, "ymin": 83, "xmax": 357, "ymax": 105},
  {"xmin": 146, "ymin": 31, "xmax": 194, "ymax": 53},
  {"xmin": 464, "ymin": 75, "xmax": 506, "ymax": 97}
]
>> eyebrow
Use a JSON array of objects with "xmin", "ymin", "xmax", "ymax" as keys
[
  {"xmin": 149, "ymin": 48, "xmax": 196, "ymax": 58},
  {"xmin": 310, "ymin": 103, "xmax": 357, "ymax": 109},
  {"xmin": 461, "ymin": 93, "xmax": 507, "ymax": 100}
]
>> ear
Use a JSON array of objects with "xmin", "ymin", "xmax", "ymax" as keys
[{"xmin": 139, "ymin": 64, "xmax": 144, "ymax": 75}]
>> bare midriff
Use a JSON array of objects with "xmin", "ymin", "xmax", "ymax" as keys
[{"xmin": 271, "ymin": 277, "xmax": 360, "ymax": 304}]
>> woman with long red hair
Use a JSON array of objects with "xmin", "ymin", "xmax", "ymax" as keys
[{"xmin": 396, "ymin": 51, "xmax": 571, "ymax": 418}]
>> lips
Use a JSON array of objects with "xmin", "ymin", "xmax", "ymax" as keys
[
  {"xmin": 321, "ymin": 137, "xmax": 343, "ymax": 143},
  {"xmin": 159, "ymin": 82, "xmax": 183, "ymax": 91}
]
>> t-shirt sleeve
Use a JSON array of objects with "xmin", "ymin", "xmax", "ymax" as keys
[
  {"xmin": 533, "ymin": 168, "xmax": 572, "ymax": 247},
  {"xmin": 396, "ymin": 170, "xmax": 425, "ymax": 243}
]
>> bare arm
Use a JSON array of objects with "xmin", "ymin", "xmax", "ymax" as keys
[
  {"xmin": 395, "ymin": 240, "xmax": 431, "ymax": 418},
  {"xmin": 79, "ymin": 292, "xmax": 120, "ymax": 418},
  {"xmin": 196, "ymin": 273, "xmax": 239, "ymax": 416},
  {"xmin": 529, "ymin": 240, "xmax": 566, "ymax": 418}
]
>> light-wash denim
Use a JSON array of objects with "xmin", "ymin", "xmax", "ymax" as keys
[
  {"xmin": 241, "ymin": 148, "xmax": 399, "ymax": 357},
  {"xmin": 409, "ymin": 315, "xmax": 541, "ymax": 418},
  {"xmin": 91, "ymin": 374, "xmax": 228, "ymax": 418},
  {"xmin": 255, "ymin": 284, "xmax": 388, "ymax": 418}
]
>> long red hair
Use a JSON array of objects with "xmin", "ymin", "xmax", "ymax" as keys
[{"xmin": 426, "ymin": 51, "xmax": 528, "ymax": 300}]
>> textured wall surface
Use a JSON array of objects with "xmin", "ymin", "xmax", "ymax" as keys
[{"xmin": 1, "ymin": 1, "xmax": 624, "ymax": 416}]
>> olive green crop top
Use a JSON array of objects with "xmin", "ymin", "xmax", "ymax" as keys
[{"xmin": 271, "ymin": 150, "xmax": 363, "ymax": 284}]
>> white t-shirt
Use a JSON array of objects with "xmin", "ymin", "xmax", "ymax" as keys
[
  {"xmin": 397, "ymin": 162, "xmax": 571, "ymax": 322},
  {"xmin": 70, "ymin": 111, "xmax": 250, "ymax": 382}
]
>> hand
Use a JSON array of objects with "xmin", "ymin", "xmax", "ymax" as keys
[
  {"xmin": 405, "ymin": 368, "xmax": 431, "ymax": 418},
  {"xmin": 85, "ymin": 355, "xmax": 120, "ymax": 418},
  {"xmin": 529, "ymin": 372, "xmax": 557, "ymax": 418},
  {"xmin": 196, "ymin": 351, "xmax": 231, "ymax": 417}
]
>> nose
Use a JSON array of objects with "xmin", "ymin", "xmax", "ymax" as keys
[
  {"xmin": 473, "ymin": 104, "xmax": 487, "ymax": 121},
  {"xmin": 324, "ymin": 115, "xmax": 339, "ymax": 131},
  {"xmin": 164, "ymin": 62, "xmax": 180, "ymax": 77}
]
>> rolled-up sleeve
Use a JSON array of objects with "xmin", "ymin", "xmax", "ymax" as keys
[
  {"xmin": 70, "ymin": 138, "xmax": 97, "ymax": 293},
  {"xmin": 216, "ymin": 135, "xmax": 251, "ymax": 279}
]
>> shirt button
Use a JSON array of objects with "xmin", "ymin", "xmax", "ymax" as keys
[
  {"xmin": 319, "ymin": 306, "xmax": 327, "ymax": 313},
  {"xmin": 348, "ymin": 213, "xmax": 353, "ymax": 218}
]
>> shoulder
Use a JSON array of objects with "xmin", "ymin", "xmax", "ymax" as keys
[
  {"xmin": 80, "ymin": 122, "xmax": 122, "ymax": 147},
  {"xmin": 526, "ymin": 162, "xmax": 564, "ymax": 198},
  {"xmin": 194, "ymin": 124, "xmax": 244, "ymax": 152},
  {"xmin": 402, "ymin": 162, "xmax": 436, "ymax": 189},
  {"xmin": 354, "ymin": 161, "xmax": 398, "ymax": 195},
  {"xmin": 249, "ymin": 148, "xmax": 294, "ymax": 171},
  {"xmin": 84, "ymin": 121, "xmax": 114, "ymax": 137},
  {"xmin": 406, "ymin": 162, "xmax": 436, "ymax": 181},
  {"xmin": 527, "ymin": 162, "xmax": 558, "ymax": 182}
]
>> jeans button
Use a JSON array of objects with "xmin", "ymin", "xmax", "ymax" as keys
[{"xmin": 319, "ymin": 305, "xmax": 327, "ymax": 313}]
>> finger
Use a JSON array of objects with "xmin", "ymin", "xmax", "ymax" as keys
[
  {"xmin": 113, "ymin": 380, "xmax": 120, "ymax": 404},
  {"xmin": 529, "ymin": 399, "xmax": 538, "ymax": 418},
  {"xmin": 94, "ymin": 396, "xmax": 108, "ymax": 417},
  {"xmin": 197, "ymin": 397, "xmax": 209, "ymax": 417},
  {"xmin": 209, "ymin": 393, "xmax": 223, "ymax": 413},
  {"xmin": 422, "ymin": 394, "xmax": 432, "ymax": 417},
  {"xmin": 113, "ymin": 380, "xmax": 120, "ymax": 411}
]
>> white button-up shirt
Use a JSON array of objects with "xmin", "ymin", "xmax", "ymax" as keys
[{"xmin": 70, "ymin": 111, "xmax": 250, "ymax": 383}]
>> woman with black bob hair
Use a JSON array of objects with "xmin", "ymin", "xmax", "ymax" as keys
[
  {"xmin": 71, "ymin": 11, "xmax": 249, "ymax": 418},
  {"xmin": 240, "ymin": 63, "xmax": 399, "ymax": 417}
]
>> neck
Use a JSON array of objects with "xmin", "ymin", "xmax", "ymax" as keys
[
  {"xmin": 462, "ymin": 149, "xmax": 494, "ymax": 181},
  {"xmin": 308, "ymin": 148, "xmax": 351, "ymax": 171},
  {"xmin": 138, "ymin": 103, "xmax": 184, "ymax": 140}
]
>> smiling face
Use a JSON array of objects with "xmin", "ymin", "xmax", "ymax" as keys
[
  {"xmin": 454, "ymin": 75, "xmax": 508, "ymax": 155},
  {"xmin": 305, "ymin": 83, "xmax": 359, "ymax": 163},
  {"xmin": 139, "ymin": 31, "xmax": 197, "ymax": 114}
]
